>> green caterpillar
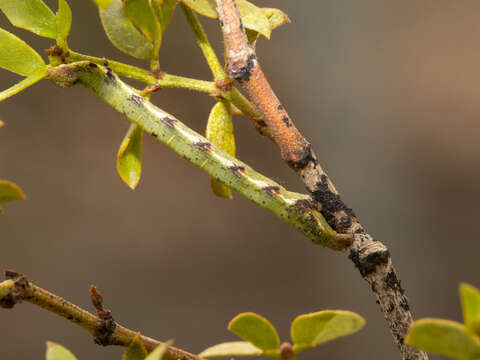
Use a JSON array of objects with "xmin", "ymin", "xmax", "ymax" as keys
[{"xmin": 47, "ymin": 62, "xmax": 352, "ymax": 251}]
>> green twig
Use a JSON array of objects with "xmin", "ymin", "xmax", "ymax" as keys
[
  {"xmin": 47, "ymin": 62, "xmax": 351, "ymax": 250},
  {"xmin": 180, "ymin": 3, "xmax": 227, "ymax": 82},
  {"xmin": 68, "ymin": 51, "xmax": 215, "ymax": 93}
]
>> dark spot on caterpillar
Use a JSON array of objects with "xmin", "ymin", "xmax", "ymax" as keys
[
  {"xmin": 229, "ymin": 165, "xmax": 246, "ymax": 174},
  {"xmin": 162, "ymin": 117, "xmax": 177, "ymax": 128},
  {"xmin": 386, "ymin": 303, "xmax": 395, "ymax": 313},
  {"xmin": 219, "ymin": 20, "xmax": 224, "ymax": 27},
  {"xmin": 130, "ymin": 94, "xmax": 145, "ymax": 106},
  {"xmin": 105, "ymin": 66, "xmax": 114, "ymax": 81},
  {"xmin": 232, "ymin": 54, "xmax": 256, "ymax": 82},
  {"xmin": 277, "ymin": 105, "xmax": 284, "ymax": 111},
  {"xmin": 294, "ymin": 198, "xmax": 317, "ymax": 211},
  {"xmin": 88, "ymin": 62, "xmax": 98, "ymax": 68},
  {"xmin": 194, "ymin": 142, "xmax": 213, "ymax": 152},
  {"xmin": 257, "ymin": 120, "xmax": 267, "ymax": 127},
  {"xmin": 262, "ymin": 186, "xmax": 281, "ymax": 195},
  {"xmin": 151, "ymin": 132, "xmax": 158, "ymax": 138},
  {"xmin": 239, "ymin": 19, "xmax": 244, "ymax": 32},
  {"xmin": 282, "ymin": 116, "xmax": 292, "ymax": 127}
]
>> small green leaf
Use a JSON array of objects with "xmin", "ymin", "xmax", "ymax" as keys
[
  {"xmin": 246, "ymin": 8, "xmax": 290, "ymax": 44},
  {"xmin": 124, "ymin": 0, "xmax": 160, "ymax": 43},
  {"xmin": 405, "ymin": 318, "xmax": 480, "ymax": 360},
  {"xmin": 461, "ymin": 283, "xmax": 480, "ymax": 335},
  {"xmin": 94, "ymin": 0, "xmax": 113, "ymax": 8},
  {"xmin": 206, "ymin": 100, "xmax": 235, "ymax": 199},
  {"xmin": 0, "ymin": 180, "xmax": 26, "ymax": 213},
  {"xmin": 45, "ymin": 342, "xmax": 78, "ymax": 360},
  {"xmin": 156, "ymin": 0, "xmax": 176, "ymax": 32},
  {"xmin": 117, "ymin": 123, "xmax": 143, "ymax": 189},
  {"xmin": 99, "ymin": 0, "xmax": 154, "ymax": 59},
  {"xmin": 0, "ymin": 68, "xmax": 47, "ymax": 102},
  {"xmin": 123, "ymin": 333, "xmax": 148, "ymax": 360},
  {"xmin": 56, "ymin": 0, "xmax": 72, "ymax": 46},
  {"xmin": 199, "ymin": 341, "xmax": 263, "ymax": 358},
  {"xmin": 236, "ymin": 1, "xmax": 270, "ymax": 39},
  {"xmin": 228, "ymin": 312, "xmax": 280, "ymax": 351},
  {"xmin": 145, "ymin": 340, "xmax": 172, "ymax": 360},
  {"xmin": 180, "ymin": 0, "xmax": 271, "ymax": 38},
  {"xmin": 291, "ymin": 311, "xmax": 365, "ymax": 352},
  {"xmin": 0, "ymin": 0, "xmax": 57, "ymax": 38},
  {"xmin": 0, "ymin": 28, "xmax": 46, "ymax": 76}
]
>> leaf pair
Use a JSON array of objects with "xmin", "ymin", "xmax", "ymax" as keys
[
  {"xmin": 180, "ymin": 0, "xmax": 289, "ymax": 41},
  {"xmin": 98, "ymin": 0, "xmax": 176, "ymax": 60},
  {"xmin": 45, "ymin": 336, "xmax": 169, "ymax": 360},
  {"xmin": 199, "ymin": 310, "xmax": 365, "ymax": 358},
  {"xmin": 206, "ymin": 101, "xmax": 235, "ymax": 198},
  {"xmin": 406, "ymin": 283, "xmax": 480, "ymax": 359},
  {"xmin": 0, "ymin": 0, "xmax": 73, "ymax": 102}
]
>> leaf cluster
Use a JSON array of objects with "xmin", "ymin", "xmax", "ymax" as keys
[
  {"xmin": 406, "ymin": 283, "xmax": 480, "ymax": 359},
  {"xmin": 200, "ymin": 311, "xmax": 365, "ymax": 359}
]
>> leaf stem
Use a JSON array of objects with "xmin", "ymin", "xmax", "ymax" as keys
[
  {"xmin": 180, "ymin": 3, "xmax": 227, "ymax": 82},
  {"xmin": 68, "ymin": 50, "xmax": 215, "ymax": 92}
]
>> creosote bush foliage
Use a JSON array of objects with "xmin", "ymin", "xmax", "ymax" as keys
[{"xmin": 0, "ymin": 1, "xmax": 477, "ymax": 360}]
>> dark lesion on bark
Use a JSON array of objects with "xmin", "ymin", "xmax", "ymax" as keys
[
  {"xmin": 89, "ymin": 285, "xmax": 117, "ymax": 346},
  {"xmin": 230, "ymin": 54, "xmax": 256, "ymax": 82}
]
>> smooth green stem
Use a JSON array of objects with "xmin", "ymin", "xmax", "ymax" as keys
[
  {"xmin": 180, "ymin": 3, "xmax": 228, "ymax": 82},
  {"xmin": 68, "ymin": 51, "xmax": 215, "ymax": 93},
  {"xmin": 48, "ymin": 62, "xmax": 351, "ymax": 250}
]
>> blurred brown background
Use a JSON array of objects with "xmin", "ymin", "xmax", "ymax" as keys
[{"xmin": 1, "ymin": 1, "xmax": 480, "ymax": 359}]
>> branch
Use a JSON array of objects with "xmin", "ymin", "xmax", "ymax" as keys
[
  {"xmin": 0, "ymin": 270, "xmax": 200, "ymax": 360},
  {"xmin": 214, "ymin": 1, "xmax": 427, "ymax": 359},
  {"xmin": 46, "ymin": 61, "xmax": 351, "ymax": 251}
]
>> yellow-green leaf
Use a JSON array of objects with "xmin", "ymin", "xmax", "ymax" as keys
[
  {"xmin": 0, "ymin": 68, "xmax": 47, "ymax": 102},
  {"xmin": 199, "ymin": 341, "xmax": 263, "ymax": 358},
  {"xmin": 155, "ymin": 0, "xmax": 176, "ymax": 32},
  {"xmin": 228, "ymin": 312, "xmax": 280, "ymax": 351},
  {"xmin": 117, "ymin": 123, "xmax": 143, "ymax": 189},
  {"xmin": 461, "ymin": 283, "xmax": 480, "ymax": 335},
  {"xmin": 180, "ymin": 0, "xmax": 271, "ymax": 38},
  {"xmin": 0, "ymin": 28, "xmax": 46, "ymax": 76},
  {"xmin": 405, "ymin": 318, "xmax": 480, "ymax": 360},
  {"xmin": 0, "ymin": 0, "xmax": 57, "ymax": 38},
  {"xmin": 291, "ymin": 311, "xmax": 365, "ymax": 352},
  {"xmin": 206, "ymin": 101, "xmax": 235, "ymax": 199},
  {"xmin": 145, "ymin": 340, "xmax": 172, "ymax": 360},
  {"xmin": 124, "ymin": 0, "xmax": 160, "ymax": 43},
  {"xmin": 45, "ymin": 342, "xmax": 78, "ymax": 360},
  {"xmin": 246, "ymin": 8, "xmax": 290, "ymax": 44},
  {"xmin": 99, "ymin": 0, "xmax": 154, "ymax": 59},
  {"xmin": 56, "ymin": 0, "xmax": 72, "ymax": 46},
  {"xmin": 123, "ymin": 333, "xmax": 148, "ymax": 360},
  {"xmin": 0, "ymin": 180, "xmax": 26, "ymax": 213},
  {"xmin": 94, "ymin": 0, "xmax": 113, "ymax": 8}
]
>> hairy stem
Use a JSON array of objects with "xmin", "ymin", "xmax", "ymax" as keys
[
  {"xmin": 214, "ymin": 1, "xmax": 427, "ymax": 359},
  {"xmin": 180, "ymin": 3, "xmax": 227, "ymax": 82},
  {"xmin": 47, "ymin": 61, "xmax": 351, "ymax": 250},
  {"xmin": 0, "ymin": 271, "xmax": 200, "ymax": 360}
]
